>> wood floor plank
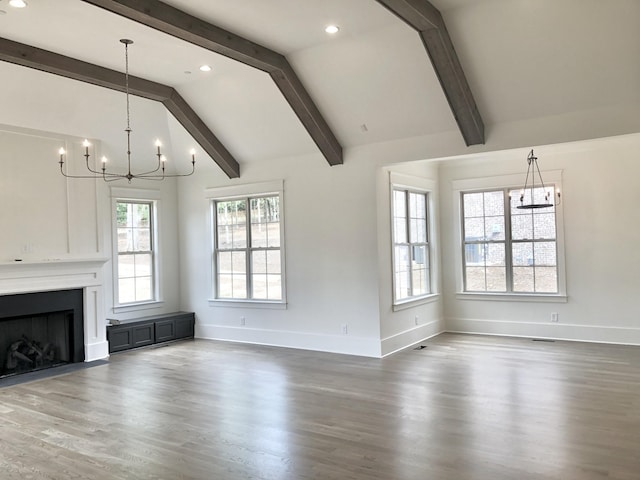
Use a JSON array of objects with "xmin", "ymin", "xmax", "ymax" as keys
[{"xmin": 1, "ymin": 334, "xmax": 639, "ymax": 479}]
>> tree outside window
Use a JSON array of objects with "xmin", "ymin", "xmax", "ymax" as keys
[
  {"xmin": 214, "ymin": 195, "xmax": 282, "ymax": 301},
  {"xmin": 116, "ymin": 200, "xmax": 154, "ymax": 303}
]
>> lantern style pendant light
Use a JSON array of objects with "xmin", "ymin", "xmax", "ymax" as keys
[{"xmin": 516, "ymin": 149, "xmax": 561, "ymax": 209}]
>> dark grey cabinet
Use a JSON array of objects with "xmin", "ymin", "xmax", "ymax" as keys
[
  {"xmin": 155, "ymin": 319, "xmax": 176, "ymax": 343},
  {"xmin": 107, "ymin": 312, "xmax": 195, "ymax": 353}
]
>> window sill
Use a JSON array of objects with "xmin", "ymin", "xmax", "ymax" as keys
[
  {"xmin": 208, "ymin": 299, "xmax": 288, "ymax": 310},
  {"xmin": 393, "ymin": 293, "xmax": 440, "ymax": 311},
  {"xmin": 113, "ymin": 301, "xmax": 165, "ymax": 314},
  {"xmin": 456, "ymin": 292, "xmax": 567, "ymax": 303}
]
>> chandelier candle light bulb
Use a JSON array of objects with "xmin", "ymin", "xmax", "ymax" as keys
[{"xmin": 58, "ymin": 148, "xmax": 65, "ymax": 169}]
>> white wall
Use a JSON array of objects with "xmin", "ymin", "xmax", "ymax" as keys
[
  {"xmin": 174, "ymin": 121, "xmax": 640, "ymax": 356},
  {"xmin": 0, "ymin": 64, "xmax": 184, "ymax": 326},
  {"xmin": 176, "ymin": 148, "xmax": 384, "ymax": 357},
  {"xmin": 0, "ymin": 127, "xmax": 101, "ymax": 261},
  {"xmin": 438, "ymin": 134, "xmax": 640, "ymax": 344},
  {"xmin": 173, "ymin": 118, "xmax": 453, "ymax": 357}
]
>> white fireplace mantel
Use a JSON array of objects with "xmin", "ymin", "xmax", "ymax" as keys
[
  {"xmin": 0, "ymin": 257, "xmax": 108, "ymax": 294},
  {"xmin": 0, "ymin": 257, "xmax": 111, "ymax": 362}
]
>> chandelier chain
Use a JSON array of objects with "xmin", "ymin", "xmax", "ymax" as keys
[{"xmin": 124, "ymin": 40, "xmax": 131, "ymax": 134}]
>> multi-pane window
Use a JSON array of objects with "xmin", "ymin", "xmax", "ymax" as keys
[
  {"xmin": 116, "ymin": 200, "xmax": 155, "ymax": 304},
  {"xmin": 392, "ymin": 189, "xmax": 430, "ymax": 302},
  {"xmin": 214, "ymin": 195, "xmax": 282, "ymax": 301},
  {"xmin": 462, "ymin": 187, "xmax": 558, "ymax": 293}
]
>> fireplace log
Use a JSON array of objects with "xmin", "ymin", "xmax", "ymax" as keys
[
  {"xmin": 42, "ymin": 343, "xmax": 55, "ymax": 362},
  {"xmin": 6, "ymin": 340, "xmax": 34, "ymax": 370}
]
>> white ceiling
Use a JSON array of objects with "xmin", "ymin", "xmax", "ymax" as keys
[{"xmin": 0, "ymin": 0, "xmax": 639, "ymax": 167}]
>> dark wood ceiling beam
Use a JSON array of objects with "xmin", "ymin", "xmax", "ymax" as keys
[
  {"xmin": 0, "ymin": 36, "xmax": 240, "ymax": 178},
  {"xmin": 271, "ymin": 64, "xmax": 343, "ymax": 166},
  {"xmin": 375, "ymin": 0, "xmax": 485, "ymax": 146},
  {"xmin": 165, "ymin": 91, "xmax": 239, "ymax": 178},
  {"xmin": 0, "ymin": 37, "xmax": 171, "ymax": 100},
  {"xmin": 82, "ymin": 0, "xmax": 344, "ymax": 166}
]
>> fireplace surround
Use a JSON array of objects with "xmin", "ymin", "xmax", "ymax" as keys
[
  {"xmin": 0, "ymin": 289, "xmax": 84, "ymax": 378},
  {"xmin": 0, "ymin": 258, "xmax": 109, "ymax": 369}
]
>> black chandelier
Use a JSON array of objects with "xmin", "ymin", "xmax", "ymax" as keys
[
  {"xmin": 516, "ymin": 149, "xmax": 561, "ymax": 209},
  {"xmin": 58, "ymin": 39, "xmax": 195, "ymax": 182}
]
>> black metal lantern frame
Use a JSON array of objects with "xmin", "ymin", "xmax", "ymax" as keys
[{"xmin": 516, "ymin": 149, "xmax": 561, "ymax": 209}]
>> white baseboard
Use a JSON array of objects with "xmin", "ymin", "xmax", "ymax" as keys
[
  {"xmin": 85, "ymin": 340, "xmax": 109, "ymax": 362},
  {"xmin": 446, "ymin": 317, "xmax": 640, "ymax": 346},
  {"xmin": 381, "ymin": 319, "xmax": 444, "ymax": 357},
  {"xmin": 195, "ymin": 324, "xmax": 382, "ymax": 358}
]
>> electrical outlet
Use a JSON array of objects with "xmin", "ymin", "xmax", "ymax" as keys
[
  {"xmin": 240, "ymin": 316, "xmax": 246, "ymax": 326},
  {"xmin": 551, "ymin": 312, "xmax": 559, "ymax": 323},
  {"xmin": 341, "ymin": 324, "xmax": 348, "ymax": 335}
]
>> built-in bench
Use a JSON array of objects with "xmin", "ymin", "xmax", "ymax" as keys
[{"xmin": 106, "ymin": 311, "xmax": 195, "ymax": 353}]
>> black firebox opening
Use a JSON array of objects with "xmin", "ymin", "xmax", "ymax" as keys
[{"xmin": 0, "ymin": 289, "xmax": 84, "ymax": 379}]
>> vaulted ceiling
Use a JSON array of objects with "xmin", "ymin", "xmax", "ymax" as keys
[{"xmin": 1, "ymin": 0, "xmax": 639, "ymax": 177}]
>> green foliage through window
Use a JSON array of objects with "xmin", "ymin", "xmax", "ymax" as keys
[
  {"xmin": 214, "ymin": 195, "xmax": 282, "ymax": 301},
  {"xmin": 116, "ymin": 200, "xmax": 154, "ymax": 304}
]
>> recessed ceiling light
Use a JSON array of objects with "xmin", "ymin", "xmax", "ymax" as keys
[
  {"xmin": 199, "ymin": 65, "xmax": 212, "ymax": 72},
  {"xmin": 9, "ymin": 0, "xmax": 27, "ymax": 8},
  {"xmin": 325, "ymin": 25, "xmax": 340, "ymax": 34}
]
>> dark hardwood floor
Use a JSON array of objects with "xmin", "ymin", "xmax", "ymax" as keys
[{"xmin": 1, "ymin": 333, "xmax": 639, "ymax": 479}]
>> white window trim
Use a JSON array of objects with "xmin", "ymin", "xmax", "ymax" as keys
[
  {"xmin": 452, "ymin": 170, "xmax": 567, "ymax": 301},
  {"xmin": 110, "ymin": 187, "xmax": 163, "ymax": 312},
  {"xmin": 389, "ymin": 172, "xmax": 439, "ymax": 308},
  {"xmin": 205, "ymin": 180, "xmax": 287, "ymax": 308},
  {"xmin": 393, "ymin": 293, "xmax": 440, "ymax": 312}
]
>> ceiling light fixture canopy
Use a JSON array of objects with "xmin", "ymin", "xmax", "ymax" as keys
[
  {"xmin": 516, "ymin": 149, "xmax": 561, "ymax": 209},
  {"xmin": 58, "ymin": 39, "xmax": 195, "ymax": 183},
  {"xmin": 9, "ymin": 0, "xmax": 27, "ymax": 8}
]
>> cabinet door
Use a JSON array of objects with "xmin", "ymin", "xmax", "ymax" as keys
[
  {"xmin": 155, "ymin": 319, "xmax": 176, "ymax": 343},
  {"xmin": 175, "ymin": 315, "xmax": 195, "ymax": 339},
  {"xmin": 108, "ymin": 327, "xmax": 133, "ymax": 353},
  {"xmin": 132, "ymin": 322, "xmax": 155, "ymax": 347}
]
